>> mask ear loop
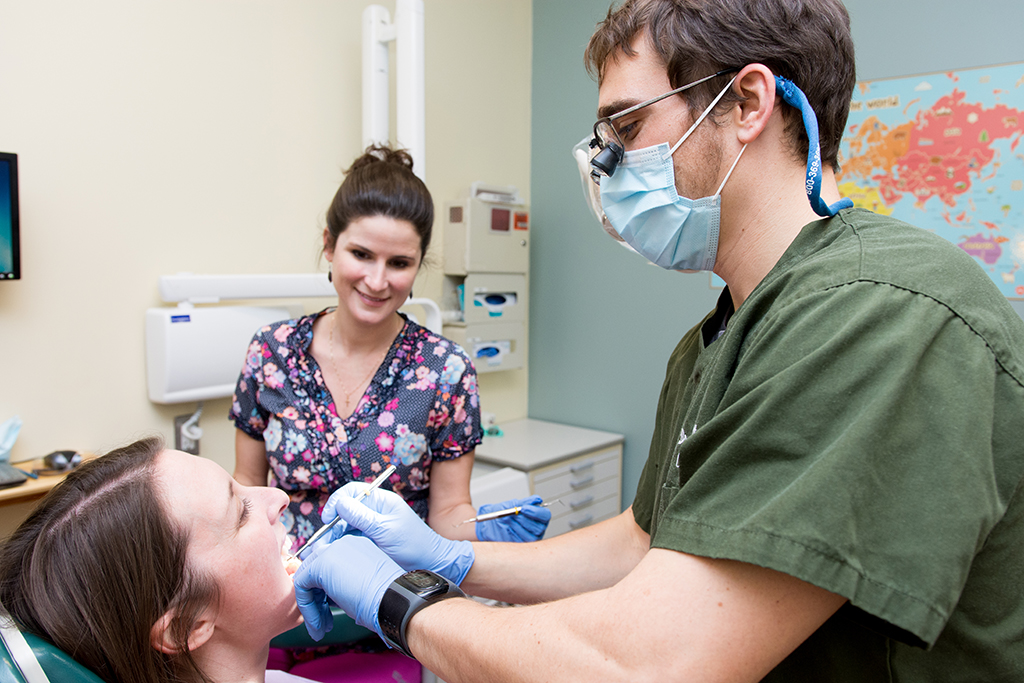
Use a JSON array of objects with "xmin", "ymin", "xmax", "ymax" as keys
[
  {"xmin": 773, "ymin": 75, "xmax": 853, "ymax": 217},
  {"xmin": 666, "ymin": 76, "xmax": 738, "ymax": 158},
  {"xmin": 713, "ymin": 144, "xmax": 748, "ymax": 197}
]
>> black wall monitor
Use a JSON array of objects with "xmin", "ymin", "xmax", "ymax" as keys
[{"xmin": 0, "ymin": 152, "xmax": 20, "ymax": 281}]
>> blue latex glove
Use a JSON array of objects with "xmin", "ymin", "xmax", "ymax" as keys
[
  {"xmin": 293, "ymin": 533, "xmax": 404, "ymax": 641},
  {"xmin": 475, "ymin": 495, "xmax": 552, "ymax": 543},
  {"xmin": 320, "ymin": 482, "xmax": 475, "ymax": 584}
]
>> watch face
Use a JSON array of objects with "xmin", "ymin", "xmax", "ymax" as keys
[{"xmin": 398, "ymin": 569, "xmax": 447, "ymax": 595}]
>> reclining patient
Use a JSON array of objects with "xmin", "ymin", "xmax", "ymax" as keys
[{"xmin": 0, "ymin": 437, "xmax": 310, "ymax": 683}]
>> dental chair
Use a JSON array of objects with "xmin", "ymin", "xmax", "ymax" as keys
[
  {"xmin": 269, "ymin": 606, "xmax": 371, "ymax": 649},
  {"xmin": 0, "ymin": 608, "xmax": 368, "ymax": 683},
  {"xmin": 0, "ymin": 623, "xmax": 103, "ymax": 683}
]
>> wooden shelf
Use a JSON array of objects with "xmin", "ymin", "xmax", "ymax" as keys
[{"xmin": 0, "ymin": 455, "xmax": 94, "ymax": 507}]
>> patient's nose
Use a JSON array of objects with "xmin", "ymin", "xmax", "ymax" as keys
[{"xmin": 263, "ymin": 486, "xmax": 289, "ymax": 522}]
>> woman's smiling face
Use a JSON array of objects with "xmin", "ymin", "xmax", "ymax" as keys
[
  {"xmin": 325, "ymin": 215, "xmax": 422, "ymax": 328},
  {"xmin": 154, "ymin": 449, "xmax": 302, "ymax": 646}
]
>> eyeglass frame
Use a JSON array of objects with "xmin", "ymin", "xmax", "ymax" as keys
[{"xmin": 587, "ymin": 68, "xmax": 739, "ymax": 181}]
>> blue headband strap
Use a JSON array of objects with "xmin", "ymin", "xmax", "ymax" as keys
[{"xmin": 774, "ymin": 75, "xmax": 853, "ymax": 218}]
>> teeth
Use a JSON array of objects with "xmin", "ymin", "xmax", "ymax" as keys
[
  {"xmin": 283, "ymin": 554, "xmax": 302, "ymax": 576},
  {"xmin": 281, "ymin": 539, "xmax": 301, "ymax": 576}
]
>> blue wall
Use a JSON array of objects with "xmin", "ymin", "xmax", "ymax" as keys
[{"xmin": 529, "ymin": 0, "xmax": 1024, "ymax": 508}]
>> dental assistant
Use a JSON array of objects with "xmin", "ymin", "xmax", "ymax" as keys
[
  {"xmin": 292, "ymin": 1, "xmax": 1024, "ymax": 682},
  {"xmin": 230, "ymin": 145, "xmax": 549, "ymax": 549}
]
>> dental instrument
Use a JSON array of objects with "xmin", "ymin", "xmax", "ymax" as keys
[
  {"xmin": 454, "ymin": 499, "xmax": 561, "ymax": 528},
  {"xmin": 289, "ymin": 464, "xmax": 397, "ymax": 560}
]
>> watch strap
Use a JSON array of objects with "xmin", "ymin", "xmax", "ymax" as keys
[{"xmin": 378, "ymin": 570, "xmax": 466, "ymax": 658}]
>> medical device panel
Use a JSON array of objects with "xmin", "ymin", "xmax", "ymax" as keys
[
  {"xmin": 443, "ymin": 182, "xmax": 529, "ymax": 275},
  {"xmin": 145, "ymin": 304, "xmax": 296, "ymax": 404}
]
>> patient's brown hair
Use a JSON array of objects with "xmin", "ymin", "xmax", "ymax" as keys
[{"xmin": 0, "ymin": 437, "xmax": 219, "ymax": 683}]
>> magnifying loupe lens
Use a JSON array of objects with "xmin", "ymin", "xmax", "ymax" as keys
[{"xmin": 591, "ymin": 144, "xmax": 621, "ymax": 177}]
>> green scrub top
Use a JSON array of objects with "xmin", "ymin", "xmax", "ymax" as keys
[{"xmin": 633, "ymin": 209, "xmax": 1024, "ymax": 682}]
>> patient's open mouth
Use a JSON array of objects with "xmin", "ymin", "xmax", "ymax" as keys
[{"xmin": 281, "ymin": 538, "xmax": 302, "ymax": 576}]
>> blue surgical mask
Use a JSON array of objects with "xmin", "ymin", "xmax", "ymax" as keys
[
  {"xmin": 599, "ymin": 77, "xmax": 743, "ymax": 271},
  {"xmin": 577, "ymin": 73, "xmax": 852, "ymax": 271}
]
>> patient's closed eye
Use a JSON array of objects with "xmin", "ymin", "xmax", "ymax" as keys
[{"xmin": 239, "ymin": 498, "xmax": 253, "ymax": 527}]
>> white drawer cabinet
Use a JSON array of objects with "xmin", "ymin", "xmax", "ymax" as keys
[
  {"xmin": 474, "ymin": 419, "xmax": 624, "ymax": 538},
  {"xmin": 547, "ymin": 496, "xmax": 620, "ymax": 536}
]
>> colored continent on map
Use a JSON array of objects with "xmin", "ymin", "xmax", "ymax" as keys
[{"xmin": 837, "ymin": 64, "xmax": 1024, "ymax": 298}]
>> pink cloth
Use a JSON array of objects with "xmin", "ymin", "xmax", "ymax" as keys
[
  {"xmin": 268, "ymin": 648, "xmax": 421, "ymax": 683},
  {"xmin": 267, "ymin": 670, "xmax": 319, "ymax": 683},
  {"xmin": 267, "ymin": 648, "xmax": 293, "ymax": 672}
]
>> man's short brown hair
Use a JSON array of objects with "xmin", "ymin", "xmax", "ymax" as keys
[{"xmin": 585, "ymin": 0, "xmax": 856, "ymax": 170}]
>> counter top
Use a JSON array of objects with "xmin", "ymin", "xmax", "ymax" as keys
[
  {"xmin": 475, "ymin": 418, "xmax": 624, "ymax": 470},
  {"xmin": 0, "ymin": 455, "xmax": 94, "ymax": 507}
]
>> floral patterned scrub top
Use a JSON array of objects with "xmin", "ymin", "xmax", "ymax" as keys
[{"xmin": 230, "ymin": 308, "xmax": 483, "ymax": 551}]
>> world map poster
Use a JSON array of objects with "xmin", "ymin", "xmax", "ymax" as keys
[{"xmin": 837, "ymin": 62, "xmax": 1024, "ymax": 298}]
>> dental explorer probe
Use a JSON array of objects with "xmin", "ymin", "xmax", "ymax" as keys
[
  {"xmin": 289, "ymin": 464, "xmax": 397, "ymax": 560},
  {"xmin": 454, "ymin": 499, "xmax": 561, "ymax": 528}
]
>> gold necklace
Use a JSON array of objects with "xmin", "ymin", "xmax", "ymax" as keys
[{"xmin": 328, "ymin": 314, "xmax": 390, "ymax": 412}]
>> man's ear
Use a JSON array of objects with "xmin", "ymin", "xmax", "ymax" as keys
[
  {"xmin": 732, "ymin": 63, "xmax": 776, "ymax": 145},
  {"xmin": 150, "ymin": 609, "xmax": 216, "ymax": 655}
]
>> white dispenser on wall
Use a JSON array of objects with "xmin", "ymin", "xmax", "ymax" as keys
[
  {"xmin": 145, "ymin": 304, "xmax": 296, "ymax": 404},
  {"xmin": 442, "ymin": 183, "xmax": 528, "ymax": 373},
  {"xmin": 145, "ymin": 273, "xmax": 443, "ymax": 403}
]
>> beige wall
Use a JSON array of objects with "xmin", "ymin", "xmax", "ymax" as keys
[{"xmin": 0, "ymin": 0, "xmax": 531, "ymax": 533}]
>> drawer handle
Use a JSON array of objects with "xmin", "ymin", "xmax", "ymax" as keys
[
  {"xmin": 570, "ymin": 475, "xmax": 594, "ymax": 489},
  {"xmin": 569, "ymin": 460, "xmax": 595, "ymax": 474},
  {"xmin": 568, "ymin": 514, "xmax": 594, "ymax": 530},
  {"xmin": 569, "ymin": 495, "xmax": 594, "ymax": 510}
]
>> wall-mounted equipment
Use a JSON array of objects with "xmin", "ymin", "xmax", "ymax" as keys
[
  {"xmin": 146, "ymin": 304, "xmax": 296, "ymax": 404},
  {"xmin": 363, "ymin": 0, "xmax": 425, "ymax": 178},
  {"xmin": 145, "ymin": 273, "xmax": 441, "ymax": 404},
  {"xmin": 442, "ymin": 273, "xmax": 526, "ymax": 326},
  {"xmin": 442, "ymin": 184, "xmax": 529, "ymax": 374},
  {"xmin": 443, "ymin": 183, "xmax": 529, "ymax": 274}
]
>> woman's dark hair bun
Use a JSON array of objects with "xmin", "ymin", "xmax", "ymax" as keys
[
  {"xmin": 346, "ymin": 144, "xmax": 415, "ymax": 175},
  {"xmin": 324, "ymin": 143, "xmax": 434, "ymax": 258}
]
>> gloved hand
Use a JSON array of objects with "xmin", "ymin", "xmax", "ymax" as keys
[
  {"xmin": 293, "ymin": 533, "xmax": 404, "ymax": 641},
  {"xmin": 320, "ymin": 482, "xmax": 475, "ymax": 585},
  {"xmin": 475, "ymin": 495, "xmax": 552, "ymax": 543}
]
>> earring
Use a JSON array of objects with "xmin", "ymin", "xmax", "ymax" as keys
[{"xmin": 328, "ymin": 270, "xmax": 333, "ymax": 283}]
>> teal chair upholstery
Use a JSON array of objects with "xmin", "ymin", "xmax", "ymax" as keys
[
  {"xmin": 270, "ymin": 606, "xmax": 372, "ymax": 649},
  {"xmin": 0, "ymin": 631, "xmax": 104, "ymax": 683},
  {"xmin": 0, "ymin": 610, "xmax": 371, "ymax": 682}
]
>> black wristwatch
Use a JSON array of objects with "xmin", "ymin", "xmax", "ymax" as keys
[{"xmin": 378, "ymin": 569, "xmax": 466, "ymax": 658}]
